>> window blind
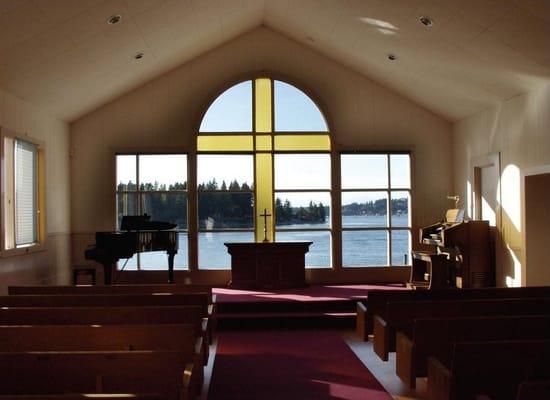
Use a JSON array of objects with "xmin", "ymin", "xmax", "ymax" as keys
[{"xmin": 15, "ymin": 140, "xmax": 37, "ymax": 246}]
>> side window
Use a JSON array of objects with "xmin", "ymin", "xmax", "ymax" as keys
[{"xmin": 3, "ymin": 137, "xmax": 42, "ymax": 250}]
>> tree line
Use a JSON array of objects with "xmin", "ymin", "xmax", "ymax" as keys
[
  {"xmin": 342, "ymin": 198, "xmax": 408, "ymax": 216},
  {"xmin": 117, "ymin": 180, "xmax": 407, "ymax": 229}
]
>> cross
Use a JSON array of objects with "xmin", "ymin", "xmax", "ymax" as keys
[{"xmin": 260, "ymin": 208, "xmax": 272, "ymax": 242}]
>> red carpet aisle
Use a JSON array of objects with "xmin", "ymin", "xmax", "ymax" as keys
[{"xmin": 207, "ymin": 331, "xmax": 393, "ymax": 400}]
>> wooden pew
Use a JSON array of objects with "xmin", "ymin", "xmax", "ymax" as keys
[
  {"xmin": 427, "ymin": 340, "xmax": 550, "ymax": 400},
  {"xmin": 0, "ymin": 320, "xmax": 209, "ymax": 366},
  {"xmin": 0, "ymin": 305, "xmax": 205, "ymax": 325},
  {"xmin": 0, "ymin": 350, "xmax": 195, "ymax": 400},
  {"xmin": 373, "ymin": 297, "xmax": 550, "ymax": 361},
  {"xmin": 516, "ymin": 380, "xmax": 550, "ymax": 400},
  {"xmin": 8, "ymin": 284, "xmax": 212, "ymax": 296},
  {"xmin": 0, "ymin": 323, "xmax": 204, "ymax": 394},
  {"xmin": 0, "ymin": 305, "xmax": 210, "ymax": 364},
  {"xmin": 358, "ymin": 286, "xmax": 550, "ymax": 341},
  {"xmin": 395, "ymin": 315, "xmax": 550, "ymax": 388},
  {"xmin": 0, "ymin": 293, "xmax": 215, "ymax": 344},
  {"xmin": 0, "ymin": 395, "xmax": 164, "ymax": 400},
  {"xmin": 0, "ymin": 293, "xmax": 211, "ymax": 308}
]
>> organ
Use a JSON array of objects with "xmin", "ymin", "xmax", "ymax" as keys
[{"xmin": 409, "ymin": 210, "xmax": 492, "ymax": 289}]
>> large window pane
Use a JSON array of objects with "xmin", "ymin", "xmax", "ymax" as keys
[
  {"xmin": 199, "ymin": 231, "xmax": 254, "ymax": 269},
  {"xmin": 115, "ymin": 153, "xmax": 187, "ymax": 271},
  {"xmin": 117, "ymin": 193, "xmax": 137, "ymax": 229},
  {"xmin": 15, "ymin": 140, "xmax": 37, "ymax": 246},
  {"xmin": 391, "ymin": 191, "xmax": 410, "ymax": 227},
  {"xmin": 119, "ymin": 254, "xmax": 138, "ymax": 271},
  {"xmin": 342, "ymin": 192, "xmax": 388, "ymax": 228},
  {"xmin": 342, "ymin": 230, "xmax": 388, "ymax": 266},
  {"xmin": 197, "ymin": 155, "xmax": 254, "ymax": 189},
  {"xmin": 120, "ymin": 235, "xmax": 188, "ymax": 271},
  {"xmin": 141, "ymin": 193, "xmax": 187, "ymax": 229},
  {"xmin": 274, "ymin": 80, "xmax": 328, "ymax": 132},
  {"xmin": 198, "ymin": 192, "xmax": 253, "ymax": 229},
  {"xmin": 116, "ymin": 155, "xmax": 136, "ymax": 191},
  {"xmin": 199, "ymin": 81, "xmax": 252, "ymax": 132},
  {"xmin": 391, "ymin": 230, "xmax": 411, "ymax": 266},
  {"xmin": 341, "ymin": 154, "xmax": 388, "ymax": 189},
  {"xmin": 139, "ymin": 154, "xmax": 187, "ymax": 191},
  {"xmin": 274, "ymin": 154, "xmax": 330, "ymax": 190},
  {"xmin": 140, "ymin": 233, "xmax": 188, "ymax": 270},
  {"xmin": 275, "ymin": 231, "xmax": 330, "ymax": 268},
  {"xmin": 275, "ymin": 192, "xmax": 330, "ymax": 228},
  {"xmin": 390, "ymin": 154, "xmax": 411, "ymax": 189}
]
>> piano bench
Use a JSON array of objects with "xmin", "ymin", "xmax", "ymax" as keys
[{"xmin": 73, "ymin": 266, "xmax": 96, "ymax": 286}]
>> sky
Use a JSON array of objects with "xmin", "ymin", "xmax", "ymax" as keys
[{"xmin": 117, "ymin": 80, "xmax": 410, "ymax": 206}]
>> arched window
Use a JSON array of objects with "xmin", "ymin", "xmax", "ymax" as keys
[{"xmin": 197, "ymin": 78, "xmax": 331, "ymax": 269}]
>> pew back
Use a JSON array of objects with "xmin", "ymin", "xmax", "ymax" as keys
[
  {"xmin": 387, "ymin": 297, "xmax": 550, "ymax": 339},
  {"xmin": 0, "ymin": 351, "xmax": 192, "ymax": 400},
  {"xmin": 0, "ymin": 293, "xmax": 210, "ymax": 308},
  {"xmin": 364, "ymin": 286, "xmax": 550, "ymax": 337},
  {"xmin": 431, "ymin": 340, "xmax": 550, "ymax": 400},
  {"xmin": 9, "ymin": 284, "xmax": 212, "ymax": 297},
  {"xmin": 0, "ymin": 305, "xmax": 206, "ymax": 325},
  {"xmin": 374, "ymin": 297, "xmax": 550, "ymax": 361},
  {"xmin": 0, "ymin": 324, "xmax": 200, "ymax": 353},
  {"xmin": 396, "ymin": 314, "xmax": 550, "ymax": 388}
]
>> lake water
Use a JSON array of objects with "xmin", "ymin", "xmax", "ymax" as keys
[{"xmin": 122, "ymin": 214, "xmax": 410, "ymax": 270}]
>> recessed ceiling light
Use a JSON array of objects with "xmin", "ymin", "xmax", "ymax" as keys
[
  {"xmin": 387, "ymin": 53, "xmax": 397, "ymax": 61},
  {"xmin": 134, "ymin": 52, "xmax": 144, "ymax": 60},
  {"xmin": 419, "ymin": 16, "xmax": 434, "ymax": 27},
  {"xmin": 107, "ymin": 14, "xmax": 122, "ymax": 25}
]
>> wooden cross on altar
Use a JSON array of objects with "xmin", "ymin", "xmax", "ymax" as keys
[{"xmin": 260, "ymin": 208, "xmax": 271, "ymax": 242}]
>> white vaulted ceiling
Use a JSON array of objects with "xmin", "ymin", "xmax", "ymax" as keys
[{"xmin": 0, "ymin": 0, "xmax": 549, "ymax": 122}]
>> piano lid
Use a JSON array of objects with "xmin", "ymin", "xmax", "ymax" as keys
[{"xmin": 120, "ymin": 214, "xmax": 177, "ymax": 231}]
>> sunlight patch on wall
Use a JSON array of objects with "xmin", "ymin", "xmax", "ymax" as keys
[
  {"xmin": 505, "ymin": 244, "xmax": 522, "ymax": 287},
  {"xmin": 499, "ymin": 164, "xmax": 521, "ymax": 235}
]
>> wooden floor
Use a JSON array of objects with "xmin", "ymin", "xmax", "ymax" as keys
[{"xmin": 201, "ymin": 329, "xmax": 426, "ymax": 400}]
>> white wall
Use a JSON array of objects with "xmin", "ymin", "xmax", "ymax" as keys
[
  {"xmin": 70, "ymin": 27, "xmax": 453, "ymax": 284},
  {"xmin": 0, "ymin": 88, "xmax": 71, "ymax": 293},
  {"xmin": 453, "ymin": 82, "xmax": 550, "ymax": 287}
]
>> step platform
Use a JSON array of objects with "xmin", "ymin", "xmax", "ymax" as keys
[{"xmin": 213, "ymin": 284, "xmax": 406, "ymax": 330}]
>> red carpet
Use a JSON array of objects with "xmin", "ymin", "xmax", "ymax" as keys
[
  {"xmin": 208, "ymin": 331, "xmax": 393, "ymax": 400},
  {"xmin": 213, "ymin": 284, "xmax": 407, "ymax": 303}
]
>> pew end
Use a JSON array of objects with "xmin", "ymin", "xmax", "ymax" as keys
[
  {"xmin": 356, "ymin": 302, "xmax": 368, "ymax": 341},
  {"xmin": 395, "ymin": 331, "xmax": 416, "ymax": 389},
  {"xmin": 373, "ymin": 315, "xmax": 390, "ymax": 361},
  {"xmin": 516, "ymin": 380, "xmax": 550, "ymax": 400},
  {"xmin": 427, "ymin": 356, "xmax": 451, "ymax": 400}
]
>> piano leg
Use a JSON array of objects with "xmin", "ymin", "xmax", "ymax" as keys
[
  {"xmin": 103, "ymin": 262, "xmax": 113, "ymax": 285},
  {"xmin": 168, "ymin": 252, "xmax": 176, "ymax": 283}
]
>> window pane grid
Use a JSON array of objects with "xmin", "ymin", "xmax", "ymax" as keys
[
  {"xmin": 116, "ymin": 154, "xmax": 188, "ymax": 270},
  {"xmin": 340, "ymin": 152, "xmax": 411, "ymax": 267},
  {"xmin": 197, "ymin": 78, "xmax": 331, "ymax": 269}
]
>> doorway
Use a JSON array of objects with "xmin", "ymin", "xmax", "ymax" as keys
[
  {"xmin": 523, "ymin": 171, "xmax": 550, "ymax": 286},
  {"xmin": 471, "ymin": 153, "xmax": 501, "ymax": 286}
]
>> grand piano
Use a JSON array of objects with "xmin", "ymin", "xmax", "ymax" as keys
[
  {"xmin": 410, "ymin": 209, "xmax": 492, "ymax": 289},
  {"xmin": 85, "ymin": 215, "xmax": 178, "ymax": 284}
]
